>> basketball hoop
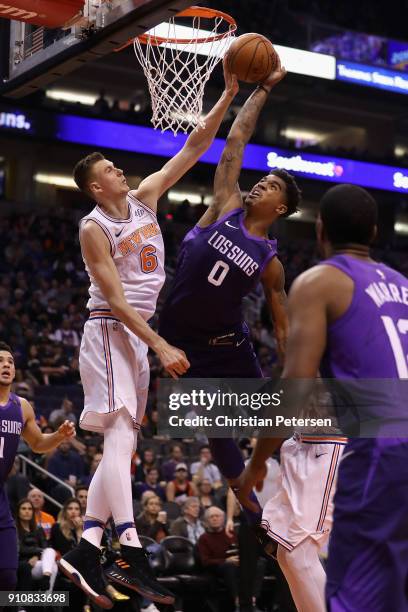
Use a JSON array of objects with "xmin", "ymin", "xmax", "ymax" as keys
[{"xmin": 118, "ymin": 7, "xmax": 236, "ymax": 135}]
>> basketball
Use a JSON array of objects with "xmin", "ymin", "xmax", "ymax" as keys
[{"xmin": 227, "ymin": 33, "xmax": 279, "ymax": 83}]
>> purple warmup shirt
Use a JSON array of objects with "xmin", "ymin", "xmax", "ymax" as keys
[
  {"xmin": 320, "ymin": 254, "xmax": 408, "ymax": 379},
  {"xmin": 160, "ymin": 208, "xmax": 277, "ymax": 340}
]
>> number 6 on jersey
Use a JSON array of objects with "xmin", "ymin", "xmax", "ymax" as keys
[{"xmin": 140, "ymin": 245, "xmax": 158, "ymax": 274}]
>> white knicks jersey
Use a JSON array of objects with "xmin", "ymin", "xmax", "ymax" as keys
[{"xmin": 80, "ymin": 192, "xmax": 165, "ymax": 321}]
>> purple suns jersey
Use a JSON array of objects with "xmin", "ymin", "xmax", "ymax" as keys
[
  {"xmin": 0, "ymin": 393, "xmax": 23, "ymax": 528},
  {"xmin": 0, "ymin": 393, "xmax": 23, "ymax": 487},
  {"xmin": 320, "ymin": 254, "xmax": 408, "ymax": 378},
  {"xmin": 160, "ymin": 208, "xmax": 277, "ymax": 339}
]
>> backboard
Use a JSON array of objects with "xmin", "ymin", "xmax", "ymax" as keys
[{"xmin": 0, "ymin": 0, "xmax": 193, "ymax": 98}]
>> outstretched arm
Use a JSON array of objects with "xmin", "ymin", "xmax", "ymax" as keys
[
  {"xmin": 198, "ymin": 58, "xmax": 286, "ymax": 228},
  {"xmin": 21, "ymin": 399, "xmax": 75, "ymax": 453},
  {"xmin": 261, "ymin": 257, "xmax": 289, "ymax": 363},
  {"xmin": 133, "ymin": 60, "xmax": 239, "ymax": 212}
]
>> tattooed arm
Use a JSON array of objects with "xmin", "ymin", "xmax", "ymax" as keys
[
  {"xmin": 261, "ymin": 257, "xmax": 288, "ymax": 363},
  {"xmin": 198, "ymin": 58, "xmax": 286, "ymax": 228}
]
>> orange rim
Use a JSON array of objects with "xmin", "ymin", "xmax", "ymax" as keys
[{"xmin": 114, "ymin": 6, "xmax": 236, "ymax": 51}]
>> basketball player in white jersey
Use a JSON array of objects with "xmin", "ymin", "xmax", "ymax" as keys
[{"xmin": 58, "ymin": 63, "xmax": 239, "ymax": 609}]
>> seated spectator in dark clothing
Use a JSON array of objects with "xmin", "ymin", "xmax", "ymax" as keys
[
  {"xmin": 161, "ymin": 443, "xmax": 185, "ymax": 482},
  {"xmin": 141, "ymin": 409, "xmax": 159, "ymax": 438},
  {"xmin": 50, "ymin": 498, "xmax": 86, "ymax": 609},
  {"xmin": 166, "ymin": 463, "xmax": 197, "ymax": 505},
  {"xmin": 135, "ymin": 495, "xmax": 169, "ymax": 543},
  {"xmin": 27, "ymin": 488, "xmax": 55, "ymax": 540},
  {"xmin": 47, "ymin": 440, "xmax": 85, "ymax": 487},
  {"xmin": 197, "ymin": 506, "xmax": 239, "ymax": 610},
  {"xmin": 196, "ymin": 478, "xmax": 217, "ymax": 513},
  {"xmin": 81, "ymin": 452, "xmax": 102, "ymax": 487},
  {"xmin": 5, "ymin": 456, "xmax": 30, "ymax": 514},
  {"xmin": 134, "ymin": 467, "xmax": 166, "ymax": 501},
  {"xmin": 50, "ymin": 497, "xmax": 83, "ymax": 556},
  {"xmin": 132, "ymin": 447, "xmax": 158, "ymax": 482},
  {"xmin": 170, "ymin": 497, "xmax": 205, "ymax": 545},
  {"xmin": 15, "ymin": 498, "xmax": 58, "ymax": 592}
]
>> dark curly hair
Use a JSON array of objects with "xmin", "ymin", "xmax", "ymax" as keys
[{"xmin": 269, "ymin": 169, "xmax": 302, "ymax": 218}]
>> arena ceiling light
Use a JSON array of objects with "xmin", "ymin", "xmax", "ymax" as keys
[
  {"xmin": 34, "ymin": 173, "xmax": 76, "ymax": 188},
  {"xmin": 45, "ymin": 90, "xmax": 99, "ymax": 106},
  {"xmin": 280, "ymin": 128, "xmax": 328, "ymax": 144}
]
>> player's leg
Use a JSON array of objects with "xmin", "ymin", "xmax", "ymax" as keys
[
  {"xmin": 277, "ymin": 539, "xmax": 326, "ymax": 612},
  {"xmin": 102, "ymin": 347, "xmax": 174, "ymax": 605},
  {"xmin": 187, "ymin": 336, "xmax": 265, "ymax": 526},
  {"xmin": 0, "ymin": 523, "xmax": 18, "ymax": 595}
]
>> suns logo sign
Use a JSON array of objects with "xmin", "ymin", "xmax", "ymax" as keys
[{"xmin": 0, "ymin": 112, "xmax": 31, "ymax": 131}]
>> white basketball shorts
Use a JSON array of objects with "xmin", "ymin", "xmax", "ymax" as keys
[
  {"xmin": 79, "ymin": 310, "xmax": 149, "ymax": 432},
  {"xmin": 261, "ymin": 434, "xmax": 347, "ymax": 551}
]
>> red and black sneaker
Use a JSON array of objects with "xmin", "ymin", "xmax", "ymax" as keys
[
  {"xmin": 104, "ymin": 545, "xmax": 175, "ymax": 605},
  {"xmin": 58, "ymin": 538, "xmax": 113, "ymax": 610}
]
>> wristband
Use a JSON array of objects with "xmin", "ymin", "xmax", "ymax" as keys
[{"xmin": 256, "ymin": 84, "xmax": 270, "ymax": 94}]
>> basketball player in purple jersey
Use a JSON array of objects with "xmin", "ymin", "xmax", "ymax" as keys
[
  {"xmin": 159, "ymin": 56, "xmax": 301, "ymax": 526},
  {"xmin": 238, "ymin": 184, "xmax": 408, "ymax": 611},
  {"xmin": 0, "ymin": 342, "xmax": 75, "ymax": 593}
]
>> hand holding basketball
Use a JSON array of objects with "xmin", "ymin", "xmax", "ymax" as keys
[
  {"xmin": 260, "ymin": 55, "xmax": 286, "ymax": 92},
  {"xmin": 222, "ymin": 55, "xmax": 239, "ymax": 98}
]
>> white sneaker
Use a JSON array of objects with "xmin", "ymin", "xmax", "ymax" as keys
[{"xmin": 141, "ymin": 604, "xmax": 160, "ymax": 612}]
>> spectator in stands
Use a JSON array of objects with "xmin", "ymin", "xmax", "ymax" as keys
[
  {"xmin": 141, "ymin": 408, "xmax": 159, "ymax": 438},
  {"xmin": 170, "ymin": 497, "xmax": 205, "ymax": 544},
  {"xmin": 135, "ymin": 495, "xmax": 169, "ymax": 543},
  {"xmin": 196, "ymin": 479, "xmax": 217, "ymax": 513},
  {"xmin": 82, "ymin": 438, "xmax": 100, "ymax": 475},
  {"xmin": 161, "ymin": 443, "xmax": 185, "ymax": 482},
  {"xmin": 15, "ymin": 498, "xmax": 58, "ymax": 592},
  {"xmin": 27, "ymin": 488, "xmax": 56, "ymax": 540},
  {"xmin": 50, "ymin": 497, "xmax": 83, "ymax": 555},
  {"xmin": 132, "ymin": 447, "xmax": 158, "ymax": 482},
  {"xmin": 47, "ymin": 440, "xmax": 85, "ymax": 487},
  {"xmin": 48, "ymin": 397, "xmax": 77, "ymax": 428},
  {"xmin": 5, "ymin": 456, "xmax": 30, "ymax": 514},
  {"xmin": 75, "ymin": 485, "xmax": 88, "ymax": 516},
  {"xmin": 50, "ymin": 498, "xmax": 86, "ymax": 609},
  {"xmin": 197, "ymin": 506, "xmax": 240, "ymax": 611},
  {"xmin": 166, "ymin": 463, "xmax": 197, "ymax": 505},
  {"xmin": 81, "ymin": 451, "xmax": 102, "ymax": 488},
  {"xmin": 50, "ymin": 318, "xmax": 80, "ymax": 349},
  {"xmin": 134, "ymin": 467, "xmax": 166, "ymax": 502},
  {"xmin": 190, "ymin": 445, "xmax": 223, "ymax": 489}
]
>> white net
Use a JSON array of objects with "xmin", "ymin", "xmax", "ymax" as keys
[{"xmin": 133, "ymin": 11, "xmax": 235, "ymax": 135}]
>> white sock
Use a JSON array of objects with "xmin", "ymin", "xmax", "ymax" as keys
[
  {"xmin": 277, "ymin": 538, "xmax": 326, "ymax": 612},
  {"xmin": 101, "ymin": 409, "xmax": 142, "ymax": 548},
  {"xmin": 82, "ymin": 460, "xmax": 111, "ymax": 548}
]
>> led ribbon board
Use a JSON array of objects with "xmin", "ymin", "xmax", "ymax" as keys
[
  {"xmin": 1, "ymin": 105, "xmax": 408, "ymax": 194},
  {"xmin": 336, "ymin": 60, "xmax": 408, "ymax": 95}
]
